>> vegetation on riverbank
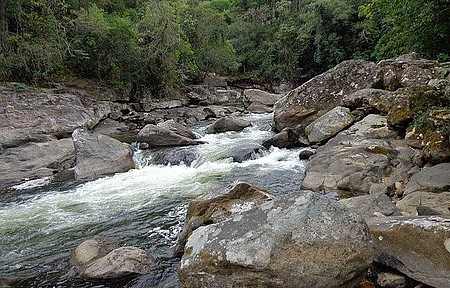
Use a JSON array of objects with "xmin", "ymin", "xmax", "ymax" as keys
[{"xmin": 1, "ymin": 0, "xmax": 449, "ymax": 98}]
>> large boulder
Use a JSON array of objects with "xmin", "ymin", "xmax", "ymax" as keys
[
  {"xmin": 72, "ymin": 128, "xmax": 135, "ymax": 180},
  {"xmin": 137, "ymin": 120, "xmax": 201, "ymax": 147},
  {"xmin": 0, "ymin": 87, "xmax": 110, "ymax": 148},
  {"xmin": 304, "ymin": 106, "xmax": 355, "ymax": 144},
  {"xmin": 403, "ymin": 163, "xmax": 450, "ymax": 195},
  {"xmin": 367, "ymin": 216, "xmax": 450, "ymax": 288},
  {"xmin": 273, "ymin": 60, "xmax": 382, "ymax": 132},
  {"xmin": 205, "ymin": 117, "xmax": 251, "ymax": 134},
  {"xmin": 301, "ymin": 114, "xmax": 402, "ymax": 196},
  {"xmin": 179, "ymin": 191, "xmax": 373, "ymax": 288},
  {"xmin": 174, "ymin": 182, "xmax": 271, "ymax": 257},
  {"xmin": 377, "ymin": 53, "xmax": 441, "ymax": 90},
  {"xmin": 341, "ymin": 89, "xmax": 394, "ymax": 112},
  {"xmin": 0, "ymin": 138, "xmax": 75, "ymax": 189},
  {"xmin": 211, "ymin": 89, "xmax": 242, "ymax": 106},
  {"xmin": 243, "ymin": 89, "xmax": 282, "ymax": 108},
  {"xmin": 70, "ymin": 238, "xmax": 156, "ymax": 280}
]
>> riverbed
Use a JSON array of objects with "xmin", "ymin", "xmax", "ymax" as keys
[{"xmin": 0, "ymin": 113, "xmax": 307, "ymax": 287}]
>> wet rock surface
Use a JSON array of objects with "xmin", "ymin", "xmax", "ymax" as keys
[
  {"xmin": 70, "ymin": 238, "xmax": 156, "ymax": 280},
  {"xmin": 137, "ymin": 121, "xmax": 201, "ymax": 147},
  {"xmin": 179, "ymin": 191, "xmax": 373, "ymax": 288},
  {"xmin": 205, "ymin": 117, "xmax": 251, "ymax": 134}
]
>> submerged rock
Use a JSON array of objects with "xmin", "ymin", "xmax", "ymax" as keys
[
  {"xmin": 179, "ymin": 191, "xmax": 373, "ymax": 288},
  {"xmin": 72, "ymin": 128, "xmax": 135, "ymax": 180},
  {"xmin": 205, "ymin": 117, "xmax": 251, "ymax": 134},
  {"xmin": 367, "ymin": 216, "xmax": 450, "ymax": 288},
  {"xmin": 150, "ymin": 147, "xmax": 200, "ymax": 166}
]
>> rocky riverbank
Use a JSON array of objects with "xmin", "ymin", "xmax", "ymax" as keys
[
  {"xmin": 0, "ymin": 76, "xmax": 283, "ymax": 190},
  {"xmin": 176, "ymin": 53, "xmax": 450, "ymax": 288},
  {"xmin": 1, "ymin": 53, "xmax": 449, "ymax": 287}
]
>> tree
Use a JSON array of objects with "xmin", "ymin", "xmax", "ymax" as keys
[{"xmin": 360, "ymin": 0, "xmax": 450, "ymax": 60}]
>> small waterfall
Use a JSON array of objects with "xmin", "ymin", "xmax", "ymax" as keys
[{"xmin": 0, "ymin": 113, "xmax": 306, "ymax": 287}]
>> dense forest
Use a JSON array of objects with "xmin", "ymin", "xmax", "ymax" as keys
[{"xmin": 0, "ymin": 0, "xmax": 449, "ymax": 98}]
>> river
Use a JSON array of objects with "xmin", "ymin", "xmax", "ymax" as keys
[{"xmin": 0, "ymin": 113, "xmax": 307, "ymax": 287}]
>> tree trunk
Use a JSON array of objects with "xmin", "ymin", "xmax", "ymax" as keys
[
  {"xmin": 0, "ymin": 0, "xmax": 6, "ymax": 51},
  {"xmin": 291, "ymin": 0, "xmax": 302, "ymax": 13}
]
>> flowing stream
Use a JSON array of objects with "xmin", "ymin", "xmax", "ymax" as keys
[{"xmin": 0, "ymin": 113, "xmax": 307, "ymax": 287}]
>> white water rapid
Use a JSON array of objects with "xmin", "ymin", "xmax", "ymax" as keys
[{"xmin": 0, "ymin": 113, "xmax": 307, "ymax": 287}]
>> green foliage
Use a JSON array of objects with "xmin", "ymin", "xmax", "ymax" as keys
[
  {"xmin": 359, "ymin": 0, "xmax": 450, "ymax": 60},
  {"xmin": 1, "ymin": 0, "xmax": 449, "ymax": 96}
]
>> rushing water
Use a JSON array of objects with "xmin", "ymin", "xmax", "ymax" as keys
[{"xmin": 0, "ymin": 113, "xmax": 308, "ymax": 287}]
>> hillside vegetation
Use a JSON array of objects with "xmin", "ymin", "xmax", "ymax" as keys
[{"xmin": 0, "ymin": 0, "xmax": 449, "ymax": 97}]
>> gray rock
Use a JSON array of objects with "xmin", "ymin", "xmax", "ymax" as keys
[
  {"xmin": 137, "ymin": 121, "xmax": 201, "ymax": 147},
  {"xmin": 301, "ymin": 115, "xmax": 400, "ymax": 196},
  {"xmin": 204, "ymin": 73, "xmax": 227, "ymax": 87},
  {"xmin": 367, "ymin": 216, "xmax": 450, "ymax": 288},
  {"xmin": 70, "ymin": 238, "xmax": 156, "ymax": 280},
  {"xmin": 231, "ymin": 146, "xmax": 264, "ymax": 163},
  {"xmin": 397, "ymin": 191, "xmax": 450, "ymax": 216},
  {"xmin": 377, "ymin": 53, "xmax": 440, "ymax": 90},
  {"xmin": 212, "ymin": 89, "xmax": 242, "ymax": 106},
  {"xmin": 273, "ymin": 60, "xmax": 382, "ymax": 132},
  {"xmin": 73, "ymin": 129, "xmax": 135, "ymax": 180},
  {"xmin": 179, "ymin": 191, "xmax": 373, "ymax": 288},
  {"xmin": 0, "ymin": 138, "xmax": 75, "ymax": 189},
  {"xmin": 342, "ymin": 88, "xmax": 395, "ymax": 113},
  {"xmin": 305, "ymin": 106, "xmax": 355, "ymax": 143},
  {"xmin": 174, "ymin": 182, "xmax": 271, "ymax": 257},
  {"xmin": 404, "ymin": 163, "xmax": 450, "ymax": 195},
  {"xmin": 339, "ymin": 193, "xmax": 401, "ymax": 219},
  {"xmin": 92, "ymin": 119, "xmax": 137, "ymax": 143},
  {"xmin": 0, "ymin": 87, "xmax": 111, "ymax": 148},
  {"xmin": 247, "ymin": 102, "xmax": 274, "ymax": 113},
  {"xmin": 150, "ymin": 147, "xmax": 200, "ymax": 166},
  {"xmin": 205, "ymin": 117, "xmax": 251, "ymax": 134},
  {"xmin": 70, "ymin": 237, "xmax": 119, "ymax": 268},
  {"xmin": 262, "ymin": 128, "xmax": 304, "ymax": 149},
  {"xmin": 243, "ymin": 89, "xmax": 281, "ymax": 107},
  {"xmin": 81, "ymin": 247, "xmax": 155, "ymax": 279},
  {"xmin": 299, "ymin": 149, "xmax": 315, "ymax": 160},
  {"xmin": 157, "ymin": 120, "xmax": 198, "ymax": 139}
]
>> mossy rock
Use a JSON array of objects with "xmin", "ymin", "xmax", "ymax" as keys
[{"xmin": 423, "ymin": 130, "xmax": 450, "ymax": 164}]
